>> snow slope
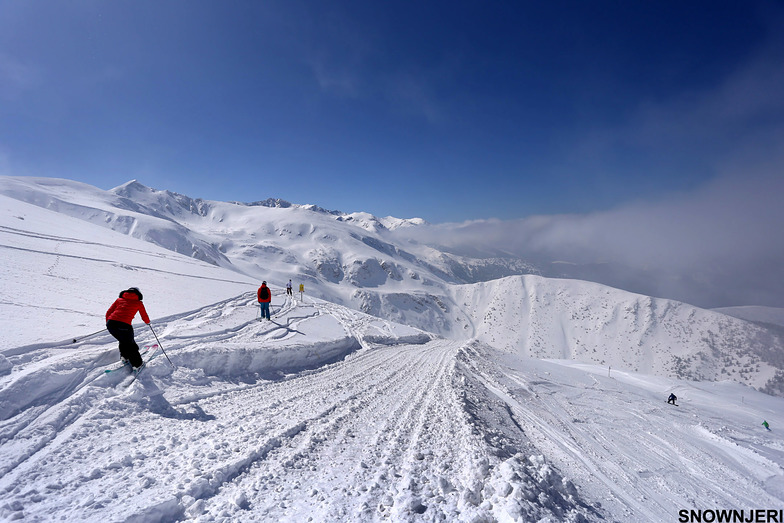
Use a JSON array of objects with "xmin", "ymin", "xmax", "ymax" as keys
[
  {"xmin": 0, "ymin": 192, "xmax": 256, "ymax": 350},
  {"xmin": 1, "ymin": 176, "xmax": 783, "ymax": 521},
  {"xmin": 1, "ymin": 295, "xmax": 782, "ymax": 521},
  {"xmin": 451, "ymin": 276, "xmax": 784, "ymax": 393}
]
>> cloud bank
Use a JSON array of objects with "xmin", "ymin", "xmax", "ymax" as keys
[{"xmin": 401, "ymin": 167, "xmax": 784, "ymax": 309}]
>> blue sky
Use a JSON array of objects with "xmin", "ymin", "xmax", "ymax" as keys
[{"xmin": 1, "ymin": 1, "xmax": 782, "ymax": 223}]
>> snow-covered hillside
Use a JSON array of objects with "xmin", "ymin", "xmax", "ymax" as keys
[
  {"xmin": 1, "ymin": 176, "xmax": 783, "ymax": 521},
  {"xmin": 0, "ymin": 191, "xmax": 256, "ymax": 350},
  {"xmin": 451, "ymin": 276, "xmax": 784, "ymax": 394},
  {"xmin": 2, "ymin": 176, "xmax": 784, "ymax": 395}
]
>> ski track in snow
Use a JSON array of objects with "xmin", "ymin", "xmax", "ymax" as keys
[
  {"xmin": 461, "ymin": 346, "xmax": 784, "ymax": 521},
  {"xmin": 0, "ymin": 293, "xmax": 613, "ymax": 522},
  {"xmin": 1, "ymin": 291, "xmax": 783, "ymax": 522}
]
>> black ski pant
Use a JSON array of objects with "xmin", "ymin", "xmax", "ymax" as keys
[{"xmin": 106, "ymin": 320, "xmax": 143, "ymax": 368}]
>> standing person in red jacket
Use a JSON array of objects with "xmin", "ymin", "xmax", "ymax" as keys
[
  {"xmin": 106, "ymin": 287, "xmax": 150, "ymax": 369},
  {"xmin": 257, "ymin": 281, "xmax": 272, "ymax": 320}
]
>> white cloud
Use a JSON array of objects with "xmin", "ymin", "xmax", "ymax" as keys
[{"xmin": 401, "ymin": 165, "xmax": 784, "ymax": 308}]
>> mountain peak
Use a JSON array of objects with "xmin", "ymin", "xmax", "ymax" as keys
[{"xmin": 110, "ymin": 180, "xmax": 152, "ymax": 197}]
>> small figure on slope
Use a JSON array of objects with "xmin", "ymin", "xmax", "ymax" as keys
[
  {"xmin": 106, "ymin": 287, "xmax": 150, "ymax": 370},
  {"xmin": 763, "ymin": 420, "xmax": 770, "ymax": 431},
  {"xmin": 257, "ymin": 281, "xmax": 272, "ymax": 321},
  {"xmin": 667, "ymin": 393, "xmax": 678, "ymax": 405},
  {"xmin": 286, "ymin": 279, "xmax": 293, "ymax": 296}
]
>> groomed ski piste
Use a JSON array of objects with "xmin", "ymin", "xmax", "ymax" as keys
[{"xmin": 2, "ymin": 290, "xmax": 783, "ymax": 521}]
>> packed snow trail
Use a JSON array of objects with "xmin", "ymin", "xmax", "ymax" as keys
[
  {"xmin": 0, "ymin": 293, "xmax": 597, "ymax": 522},
  {"xmin": 458, "ymin": 343, "xmax": 784, "ymax": 521},
  {"xmin": 2, "ymin": 291, "xmax": 783, "ymax": 521},
  {"xmin": 0, "ymin": 343, "xmax": 594, "ymax": 522}
]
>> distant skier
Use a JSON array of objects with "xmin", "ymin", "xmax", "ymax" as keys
[
  {"xmin": 257, "ymin": 281, "xmax": 272, "ymax": 320},
  {"xmin": 286, "ymin": 279, "xmax": 293, "ymax": 296},
  {"xmin": 106, "ymin": 287, "xmax": 150, "ymax": 369},
  {"xmin": 667, "ymin": 393, "xmax": 677, "ymax": 405},
  {"xmin": 763, "ymin": 420, "xmax": 770, "ymax": 431}
]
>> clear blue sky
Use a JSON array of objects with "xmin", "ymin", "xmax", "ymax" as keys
[{"xmin": 1, "ymin": 1, "xmax": 782, "ymax": 222}]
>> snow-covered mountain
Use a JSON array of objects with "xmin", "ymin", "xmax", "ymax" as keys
[
  {"xmin": 2, "ymin": 175, "xmax": 783, "ymax": 395},
  {"xmin": 1, "ymin": 175, "xmax": 783, "ymax": 521}
]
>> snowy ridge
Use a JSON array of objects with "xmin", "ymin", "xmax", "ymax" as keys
[{"xmin": 452, "ymin": 276, "xmax": 784, "ymax": 393}]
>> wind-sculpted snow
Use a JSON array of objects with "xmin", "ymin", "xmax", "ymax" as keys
[{"xmin": 166, "ymin": 299, "xmax": 363, "ymax": 379}]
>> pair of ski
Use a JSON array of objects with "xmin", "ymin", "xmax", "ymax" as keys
[{"xmin": 103, "ymin": 344, "xmax": 161, "ymax": 387}]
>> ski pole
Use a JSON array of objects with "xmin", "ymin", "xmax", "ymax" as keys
[
  {"xmin": 72, "ymin": 328, "xmax": 106, "ymax": 344},
  {"xmin": 148, "ymin": 324, "xmax": 175, "ymax": 367}
]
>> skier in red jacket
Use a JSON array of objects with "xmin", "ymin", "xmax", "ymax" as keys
[
  {"xmin": 257, "ymin": 281, "xmax": 272, "ymax": 320},
  {"xmin": 106, "ymin": 287, "xmax": 150, "ymax": 368}
]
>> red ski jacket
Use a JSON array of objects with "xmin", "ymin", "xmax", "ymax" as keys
[
  {"xmin": 257, "ymin": 285, "xmax": 271, "ymax": 303},
  {"xmin": 106, "ymin": 292, "xmax": 150, "ymax": 325}
]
